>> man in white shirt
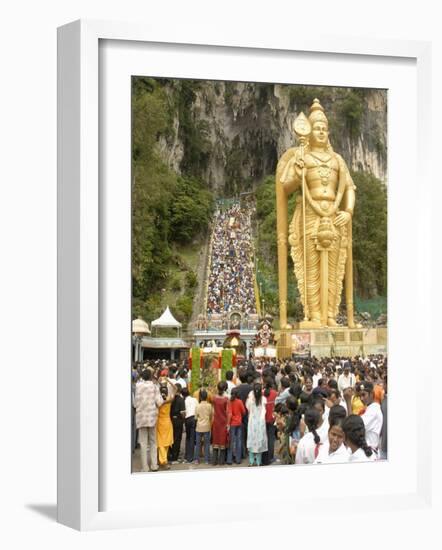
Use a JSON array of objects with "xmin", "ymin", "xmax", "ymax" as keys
[
  {"xmin": 182, "ymin": 387, "xmax": 198, "ymax": 463},
  {"xmin": 312, "ymin": 366, "xmax": 322, "ymax": 388},
  {"xmin": 175, "ymin": 369, "xmax": 188, "ymax": 389},
  {"xmin": 225, "ymin": 370, "xmax": 236, "ymax": 397},
  {"xmin": 337, "ymin": 366, "xmax": 356, "ymax": 394},
  {"xmin": 360, "ymin": 381, "xmax": 383, "ymax": 449},
  {"xmin": 135, "ymin": 369, "xmax": 165, "ymax": 471}
]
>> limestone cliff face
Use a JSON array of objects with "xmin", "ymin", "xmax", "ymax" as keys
[{"xmin": 157, "ymin": 81, "xmax": 387, "ymax": 193}]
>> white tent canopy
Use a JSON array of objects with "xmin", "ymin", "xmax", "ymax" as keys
[{"xmin": 151, "ymin": 306, "xmax": 182, "ymax": 328}]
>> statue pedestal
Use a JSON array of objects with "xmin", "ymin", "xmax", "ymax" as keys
[
  {"xmin": 299, "ymin": 320, "xmax": 322, "ymax": 329},
  {"xmin": 276, "ymin": 326, "xmax": 387, "ymax": 359}
]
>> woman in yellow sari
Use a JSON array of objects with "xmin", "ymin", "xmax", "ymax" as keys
[{"xmin": 156, "ymin": 379, "xmax": 175, "ymax": 469}]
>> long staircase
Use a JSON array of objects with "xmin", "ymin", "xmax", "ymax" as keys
[{"xmin": 197, "ymin": 199, "xmax": 260, "ymax": 329}]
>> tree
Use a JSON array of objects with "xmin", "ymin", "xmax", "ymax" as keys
[
  {"xmin": 131, "ymin": 78, "xmax": 214, "ymax": 325},
  {"xmin": 351, "ymin": 171, "xmax": 387, "ymax": 298},
  {"xmin": 169, "ymin": 176, "xmax": 214, "ymax": 244}
]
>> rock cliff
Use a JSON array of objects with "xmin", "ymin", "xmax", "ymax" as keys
[{"xmin": 156, "ymin": 80, "xmax": 387, "ymax": 194}]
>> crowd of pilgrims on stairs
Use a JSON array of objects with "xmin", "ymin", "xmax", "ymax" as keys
[{"xmin": 206, "ymin": 201, "xmax": 257, "ymax": 316}]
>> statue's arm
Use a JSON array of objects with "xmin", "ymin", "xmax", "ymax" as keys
[
  {"xmin": 335, "ymin": 155, "xmax": 356, "ymax": 227},
  {"xmin": 276, "ymin": 148, "xmax": 301, "ymax": 195},
  {"xmin": 340, "ymin": 156, "xmax": 356, "ymax": 215},
  {"xmin": 343, "ymin": 186, "xmax": 356, "ymax": 216}
]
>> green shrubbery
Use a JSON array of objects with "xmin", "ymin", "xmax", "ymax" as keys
[
  {"xmin": 338, "ymin": 90, "xmax": 365, "ymax": 139},
  {"xmin": 170, "ymin": 275, "xmax": 182, "ymax": 293},
  {"xmin": 175, "ymin": 295, "xmax": 194, "ymax": 323},
  {"xmin": 190, "ymin": 348, "xmax": 201, "ymax": 393},
  {"xmin": 185, "ymin": 270, "xmax": 198, "ymax": 290},
  {"xmin": 221, "ymin": 349, "xmax": 233, "ymax": 381}
]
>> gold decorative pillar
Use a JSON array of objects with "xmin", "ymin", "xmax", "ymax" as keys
[{"xmin": 276, "ymin": 166, "xmax": 288, "ymax": 328}]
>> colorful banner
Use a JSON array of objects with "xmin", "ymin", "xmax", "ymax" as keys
[{"xmin": 291, "ymin": 332, "xmax": 311, "ymax": 354}]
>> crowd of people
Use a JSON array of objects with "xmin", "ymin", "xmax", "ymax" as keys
[
  {"xmin": 132, "ymin": 353, "xmax": 387, "ymax": 472},
  {"xmin": 206, "ymin": 202, "xmax": 257, "ymax": 315}
]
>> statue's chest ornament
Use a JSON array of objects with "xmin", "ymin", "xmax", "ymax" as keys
[{"xmin": 310, "ymin": 152, "xmax": 333, "ymax": 186}]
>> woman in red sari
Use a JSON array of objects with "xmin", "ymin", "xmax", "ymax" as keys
[{"xmin": 211, "ymin": 380, "xmax": 230, "ymax": 465}]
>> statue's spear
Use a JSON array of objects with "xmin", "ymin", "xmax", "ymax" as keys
[{"xmin": 293, "ymin": 113, "xmax": 311, "ymax": 322}]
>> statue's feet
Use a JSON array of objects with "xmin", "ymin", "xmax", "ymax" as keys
[
  {"xmin": 310, "ymin": 312, "xmax": 321, "ymax": 323},
  {"xmin": 327, "ymin": 317, "xmax": 338, "ymax": 327},
  {"xmin": 311, "ymin": 316, "xmax": 322, "ymax": 328},
  {"xmin": 299, "ymin": 318, "xmax": 322, "ymax": 329}
]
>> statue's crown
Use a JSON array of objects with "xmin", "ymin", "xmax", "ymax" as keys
[{"xmin": 308, "ymin": 98, "xmax": 328, "ymax": 125}]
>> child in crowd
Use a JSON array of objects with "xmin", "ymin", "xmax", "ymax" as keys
[
  {"xmin": 194, "ymin": 389, "xmax": 213, "ymax": 464},
  {"xmin": 226, "ymin": 388, "xmax": 246, "ymax": 464}
]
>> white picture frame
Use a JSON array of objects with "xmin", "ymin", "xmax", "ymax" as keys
[{"xmin": 57, "ymin": 19, "xmax": 433, "ymax": 531}]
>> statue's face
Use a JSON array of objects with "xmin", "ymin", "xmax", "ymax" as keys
[{"xmin": 310, "ymin": 121, "xmax": 329, "ymax": 147}]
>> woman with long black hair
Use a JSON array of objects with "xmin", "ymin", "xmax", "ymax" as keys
[
  {"xmin": 342, "ymin": 414, "xmax": 377, "ymax": 462},
  {"xmin": 310, "ymin": 396, "xmax": 329, "ymax": 444},
  {"xmin": 295, "ymin": 407, "xmax": 323, "ymax": 465},
  {"xmin": 262, "ymin": 377, "xmax": 277, "ymax": 465},
  {"xmin": 245, "ymin": 382, "xmax": 268, "ymax": 466},
  {"xmin": 281, "ymin": 395, "xmax": 303, "ymax": 464}
]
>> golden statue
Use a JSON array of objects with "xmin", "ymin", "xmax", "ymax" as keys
[{"xmin": 276, "ymin": 99, "xmax": 356, "ymax": 329}]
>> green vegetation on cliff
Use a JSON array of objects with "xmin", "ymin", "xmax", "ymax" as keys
[
  {"xmin": 351, "ymin": 171, "xmax": 387, "ymax": 299},
  {"xmin": 132, "ymin": 77, "xmax": 214, "ymax": 325}
]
